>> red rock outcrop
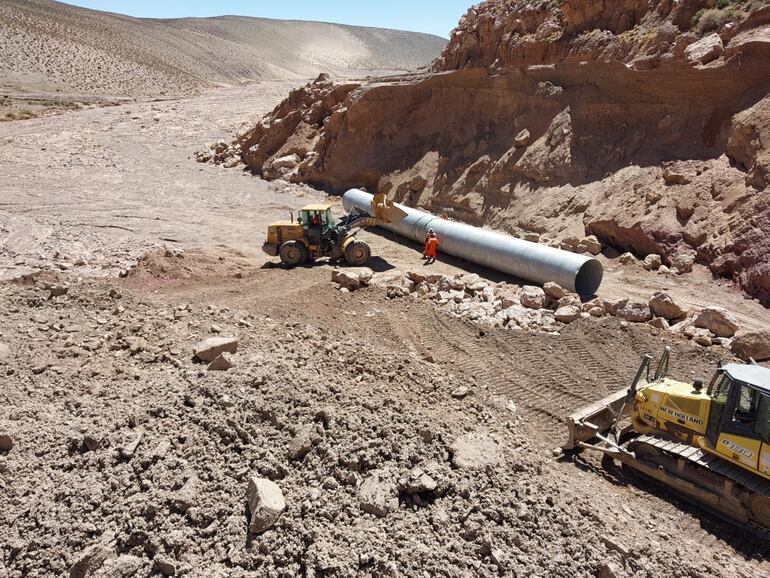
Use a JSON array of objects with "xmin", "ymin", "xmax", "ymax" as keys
[{"xmin": 229, "ymin": 0, "xmax": 770, "ymax": 305}]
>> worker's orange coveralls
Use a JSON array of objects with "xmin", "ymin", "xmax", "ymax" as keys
[{"xmin": 425, "ymin": 236, "xmax": 439, "ymax": 259}]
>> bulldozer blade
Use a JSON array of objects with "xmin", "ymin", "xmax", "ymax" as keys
[{"xmin": 563, "ymin": 388, "xmax": 632, "ymax": 451}]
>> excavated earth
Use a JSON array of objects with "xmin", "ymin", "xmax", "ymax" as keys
[
  {"xmin": 227, "ymin": 0, "xmax": 770, "ymax": 306},
  {"xmin": 1, "ymin": 79, "xmax": 770, "ymax": 577}
]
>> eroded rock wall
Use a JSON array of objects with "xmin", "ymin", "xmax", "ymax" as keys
[{"xmin": 228, "ymin": 0, "xmax": 770, "ymax": 304}]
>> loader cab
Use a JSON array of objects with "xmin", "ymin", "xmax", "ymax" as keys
[
  {"xmin": 704, "ymin": 364, "xmax": 770, "ymax": 476},
  {"xmin": 297, "ymin": 205, "xmax": 335, "ymax": 231}
]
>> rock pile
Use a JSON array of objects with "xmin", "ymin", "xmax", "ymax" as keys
[
  {"xmin": 195, "ymin": 140, "xmax": 242, "ymax": 169},
  {"xmin": 339, "ymin": 269, "xmax": 760, "ymax": 355}
]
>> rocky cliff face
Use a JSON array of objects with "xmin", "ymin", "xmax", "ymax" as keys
[{"xmin": 226, "ymin": 0, "xmax": 770, "ymax": 304}]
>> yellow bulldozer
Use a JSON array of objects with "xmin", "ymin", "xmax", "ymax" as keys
[
  {"xmin": 262, "ymin": 193, "xmax": 405, "ymax": 267},
  {"xmin": 565, "ymin": 347, "xmax": 770, "ymax": 531}
]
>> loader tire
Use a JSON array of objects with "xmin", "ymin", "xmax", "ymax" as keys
[
  {"xmin": 344, "ymin": 240, "xmax": 371, "ymax": 267},
  {"xmin": 279, "ymin": 241, "xmax": 307, "ymax": 268}
]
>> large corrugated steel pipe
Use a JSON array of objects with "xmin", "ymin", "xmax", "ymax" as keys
[{"xmin": 342, "ymin": 188, "xmax": 603, "ymax": 296}]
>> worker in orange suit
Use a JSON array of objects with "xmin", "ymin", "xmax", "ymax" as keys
[{"xmin": 424, "ymin": 229, "xmax": 439, "ymax": 264}]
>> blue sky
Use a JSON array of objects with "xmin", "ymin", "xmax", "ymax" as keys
[{"xmin": 60, "ymin": 1, "xmax": 472, "ymax": 38}]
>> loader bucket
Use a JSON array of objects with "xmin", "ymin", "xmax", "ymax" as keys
[
  {"xmin": 372, "ymin": 193, "xmax": 408, "ymax": 224},
  {"xmin": 563, "ymin": 388, "xmax": 632, "ymax": 451}
]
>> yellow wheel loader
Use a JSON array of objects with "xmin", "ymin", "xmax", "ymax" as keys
[
  {"xmin": 564, "ymin": 347, "xmax": 770, "ymax": 531},
  {"xmin": 262, "ymin": 193, "xmax": 405, "ymax": 268}
]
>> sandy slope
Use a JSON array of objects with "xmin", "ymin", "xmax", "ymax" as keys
[{"xmin": 0, "ymin": 0, "xmax": 446, "ymax": 96}]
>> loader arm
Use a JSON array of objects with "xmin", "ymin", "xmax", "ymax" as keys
[{"xmin": 337, "ymin": 194, "xmax": 406, "ymax": 233}]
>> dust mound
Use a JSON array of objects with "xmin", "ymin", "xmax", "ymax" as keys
[
  {"xmin": 0, "ymin": 0, "xmax": 446, "ymax": 96},
  {"xmin": 225, "ymin": 0, "xmax": 770, "ymax": 305}
]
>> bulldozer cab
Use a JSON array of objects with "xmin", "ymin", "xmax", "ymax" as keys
[{"xmin": 703, "ymin": 364, "xmax": 770, "ymax": 474}]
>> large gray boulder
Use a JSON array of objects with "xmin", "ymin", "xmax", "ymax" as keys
[
  {"xmin": 358, "ymin": 469, "xmax": 398, "ymax": 517},
  {"xmin": 520, "ymin": 286, "xmax": 546, "ymax": 309},
  {"xmin": 649, "ymin": 292, "xmax": 687, "ymax": 320},
  {"xmin": 247, "ymin": 477, "xmax": 286, "ymax": 534},
  {"xmin": 615, "ymin": 301, "xmax": 652, "ymax": 323},
  {"xmin": 193, "ymin": 337, "xmax": 238, "ymax": 363},
  {"xmin": 686, "ymin": 33, "xmax": 724, "ymax": 65},
  {"xmin": 695, "ymin": 307, "xmax": 739, "ymax": 338},
  {"xmin": 731, "ymin": 330, "xmax": 770, "ymax": 362}
]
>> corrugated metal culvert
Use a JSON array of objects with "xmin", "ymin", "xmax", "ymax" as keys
[{"xmin": 342, "ymin": 188, "xmax": 603, "ymax": 296}]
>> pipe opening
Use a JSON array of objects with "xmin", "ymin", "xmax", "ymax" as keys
[{"xmin": 574, "ymin": 259, "xmax": 604, "ymax": 297}]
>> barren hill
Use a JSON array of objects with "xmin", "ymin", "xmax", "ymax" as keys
[
  {"xmin": 0, "ymin": 0, "xmax": 446, "ymax": 96},
  {"xmin": 221, "ymin": 0, "xmax": 770, "ymax": 306}
]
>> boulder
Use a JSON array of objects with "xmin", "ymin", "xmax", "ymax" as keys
[
  {"xmin": 619, "ymin": 252, "xmax": 636, "ymax": 265},
  {"xmin": 450, "ymin": 432, "xmax": 504, "ymax": 469},
  {"xmin": 247, "ymin": 477, "xmax": 286, "ymax": 534},
  {"xmin": 643, "ymin": 254, "xmax": 662, "ymax": 271},
  {"xmin": 731, "ymin": 330, "xmax": 770, "ymax": 362},
  {"xmin": 581, "ymin": 235, "xmax": 602, "ymax": 255},
  {"xmin": 588, "ymin": 307, "xmax": 605, "ymax": 317},
  {"xmin": 69, "ymin": 545, "xmax": 115, "ymax": 578},
  {"xmin": 0, "ymin": 342, "xmax": 10, "ymax": 364},
  {"xmin": 402, "ymin": 462, "xmax": 440, "ymax": 494},
  {"xmin": 615, "ymin": 301, "xmax": 652, "ymax": 323},
  {"xmin": 358, "ymin": 469, "xmax": 398, "ymax": 517},
  {"xmin": 169, "ymin": 474, "xmax": 198, "ymax": 513},
  {"xmin": 694, "ymin": 307, "xmax": 739, "ymax": 338},
  {"xmin": 557, "ymin": 295, "xmax": 581, "ymax": 309},
  {"xmin": 332, "ymin": 270, "xmax": 362, "ymax": 291},
  {"xmin": 288, "ymin": 424, "xmax": 320, "ymax": 460},
  {"xmin": 649, "ymin": 292, "xmax": 687, "ymax": 321},
  {"xmin": 543, "ymin": 282, "xmax": 567, "ymax": 300},
  {"xmin": 692, "ymin": 328, "xmax": 714, "ymax": 347},
  {"xmin": 554, "ymin": 305, "xmax": 581, "ymax": 323},
  {"xmin": 671, "ymin": 253, "xmax": 695, "ymax": 274},
  {"xmin": 269, "ymin": 153, "xmax": 300, "ymax": 170},
  {"xmin": 193, "ymin": 337, "xmax": 238, "ymax": 363},
  {"xmin": 520, "ymin": 286, "xmax": 546, "ymax": 309},
  {"xmin": 356, "ymin": 267, "xmax": 374, "ymax": 285},
  {"xmin": 686, "ymin": 33, "xmax": 724, "ymax": 66}
]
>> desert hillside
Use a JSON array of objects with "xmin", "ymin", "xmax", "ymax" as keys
[
  {"xmin": 0, "ymin": 0, "xmax": 446, "ymax": 96},
  {"xmin": 220, "ymin": 0, "xmax": 770, "ymax": 305}
]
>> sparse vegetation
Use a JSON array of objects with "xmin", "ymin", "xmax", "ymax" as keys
[
  {"xmin": 693, "ymin": 7, "xmax": 738, "ymax": 33},
  {"xmin": 691, "ymin": 0, "xmax": 763, "ymax": 34},
  {"xmin": 2, "ymin": 109, "xmax": 37, "ymax": 121},
  {"xmin": 0, "ymin": 98, "xmax": 82, "ymax": 121}
]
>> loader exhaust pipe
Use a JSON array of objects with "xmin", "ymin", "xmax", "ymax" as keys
[{"xmin": 342, "ymin": 189, "xmax": 603, "ymax": 296}]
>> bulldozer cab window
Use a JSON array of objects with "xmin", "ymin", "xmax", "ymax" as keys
[
  {"xmin": 728, "ymin": 384, "xmax": 770, "ymax": 442},
  {"xmin": 756, "ymin": 392, "xmax": 770, "ymax": 444},
  {"xmin": 322, "ymin": 209, "xmax": 335, "ymax": 228}
]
